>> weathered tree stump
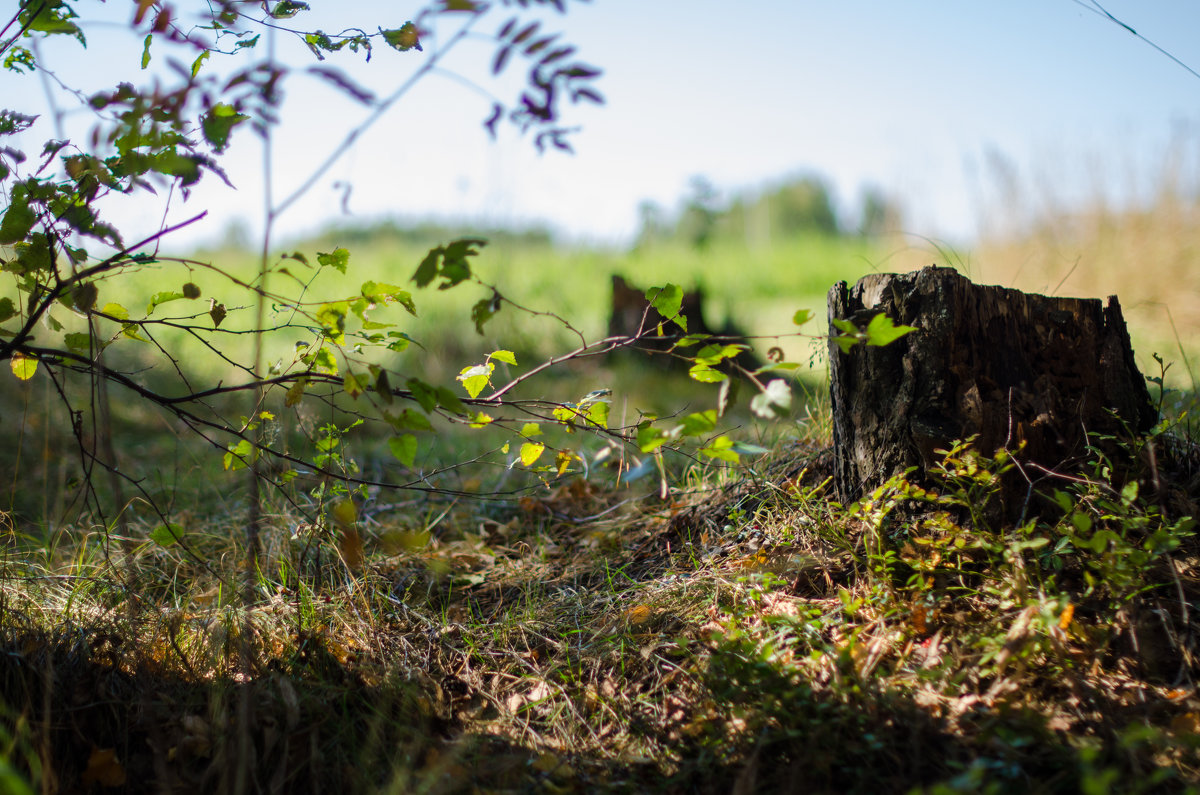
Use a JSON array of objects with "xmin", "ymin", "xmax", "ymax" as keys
[{"xmin": 827, "ymin": 265, "xmax": 1156, "ymax": 511}]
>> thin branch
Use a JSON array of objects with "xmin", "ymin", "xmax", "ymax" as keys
[
  {"xmin": 1070, "ymin": 0, "xmax": 1200, "ymax": 82},
  {"xmin": 272, "ymin": 7, "xmax": 487, "ymax": 217},
  {"xmin": 4, "ymin": 212, "xmax": 209, "ymax": 357}
]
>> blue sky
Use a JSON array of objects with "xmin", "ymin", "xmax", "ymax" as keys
[{"xmin": 6, "ymin": 1, "xmax": 1200, "ymax": 249}]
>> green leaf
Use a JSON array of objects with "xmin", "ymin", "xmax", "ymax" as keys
[
  {"xmin": 119, "ymin": 323, "xmax": 147, "ymax": 342},
  {"xmin": 149, "ymin": 523, "xmax": 185, "ymax": 546},
  {"xmin": 457, "ymin": 362, "xmax": 494, "ymax": 399},
  {"xmin": 381, "ymin": 22, "xmax": 422, "ymax": 52},
  {"xmin": 223, "ymin": 439, "xmax": 253, "ymax": 471},
  {"xmin": 750, "ymin": 378, "xmax": 791, "ymax": 419},
  {"xmin": 388, "ymin": 434, "xmax": 418, "ymax": 467},
  {"xmin": 793, "ymin": 309, "xmax": 814, "ymax": 326},
  {"xmin": 0, "ymin": 110, "xmax": 37, "ymax": 137},
  {"xmin": 694, "ymin": 343, "xmax": 746, "ymax": 365},
  {"xmin": 0, "ymin": 297, "xmax": 14, "ymax": 323},
  {"xmin": 0, "ymin": 183, "xmax": 36, "ymax": 245},
  {"xmin": 361, "ymin": 281, "xmax": 416, "ymax": 314},
  {"xmin": 645, "ymin": 283, "xmax": 686, "ymax": 331},
  {"xmin": 100, "ymin": 303, "xmax": 129, "ymax": 321},
  {"xmin": 412, "ymin": 248, "xmax": 440, "ymax": 287},
  {"xmin": 489, "ymin": 349, "xmax": 517, "ymax": 366},
  {"xmin": 519, "ymin": 441, "xmax": 545, "ymax": 467},
  {"xmin": 201, "ymin": 103, "xmax": 249, "ymax": 153},
  {"xmin": 152, "ymin": 150, "xmax": 203, "ymax": 186},
  {"xmin": 141, "ymin": 34, "xmax": 152, "ymax": 69},
  {"xmin": 317, "ymin": 247, "xmax": 350, "ymax": 273},
  {"xmin": 21, "ymin": 3, "xmax": 84, "ymax": 44},
  {"xmin": 754, "ymin": 361, "xmax": 801, "ymax": 374},
  {"xmin": 831, "ymin": 317, "xmax": 859, "ymax": 335},
  {"xmin": 832, "ymin": 334, "xmax": 859, "ymax": 354},
  {"xmin": 585, "ymin": 401, "xmax": 609, "ymax": 429},
  {"xmin": 64, "ymin": 332, "xmax": 94, "ymax": 352},
  {"xmin": 470, "ymin": 296, "xmax": 499, "ymax": 334},
  {"xmin": 521, "ymin": 422, "xmax": 543, "ymax": 437},
  {"xmin": 372, "ymin": 367, "xmax": 393, "ymax": 404},
  {"xmin": 678, "ymin": 410, "xmax": 717, "ymax": 437},
  {"xmin": 386, "ymin": 331, "xmax": 412, "ymax": 352},
  {"xmin": 310, "ymin": 345, "xmax": 338, "ymax": 375},
  {"xmin": 435, "ymin": 386, "xmax": 466, "ymax": 415},
  {"xmin": 407, "ymin": 378, "xmax": 438, "ymax": 413},
  {"xmin": 865, "ymin": 313, "xmax": 917, "ymax": 347},
  {"xmin": 386, "ymin": 408, "xmax": 433, "ymax": 432},
  {"xmin": 190, "ymin": 50, "xmax": 210, "ymax": 77},
  {"xmin": 700, "ymin": 435, "xmax": 739, "ymax": 463},
  {"xmin": 146, "ymin": 290, "xmax": 185, "ymax": 315},
  {"xmin": 315, "ymin": 301, "xmax": 348, "ymax": 343},
  {"xmin": 209, "ymin": 301, "xmax": 226, "ymax": 327},
  {"xmin": 636, "ymin": 423, "xmax": 670, "ymax": 454},
  {"xmin": 271, "ymin": 1, "xmax": 311, "ymax": 18}
]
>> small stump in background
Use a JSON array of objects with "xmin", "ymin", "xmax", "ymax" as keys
[
  {"xmin": 608, "ymin": 274, "xmax": 760, "ymax": 371},
  {"xmin": 827, "ymin": 265, "xmax": 1156, "ymax": 514}
]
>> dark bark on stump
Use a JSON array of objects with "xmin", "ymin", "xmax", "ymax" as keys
[{"xmin": 827, "ymin": 266, "xmax": 1156, "ymax": 511}]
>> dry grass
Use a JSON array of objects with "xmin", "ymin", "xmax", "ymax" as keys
[
  {"xmin": 3, "ymin": 420, "xmax": 1200, "ymax": 793},
  {"xmin": 880, "ymin": 174, "xmax": 1200, "ymax": 394}
]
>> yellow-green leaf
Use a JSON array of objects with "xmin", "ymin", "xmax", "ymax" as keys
[
  {"xmin": 865, "ymin": 313, "xmax": 917, "ymax": 347},
  {"xmin": 585, "ymin": 401, "xmax": 609, "ymax": 429},
  {"xmin": 285, "ymin": 378, "xmax": 308, "ymax": 407},
  {"xmin": 223, "ymin": 439, "xmax": 253, "ymax": 471},
  {"xmin": 100, "ymin": 303, "xmax": 129, "ymax": 321},
  {"xmin": 700, "ymin": 435, "xmax": 739, "ymax": 463},
  {"xmin": 343, "ymin": 371, "xmax": 369, "ymax": 399},
  {"xmin": 555, "ymin": 451, "xmax": 576, "ymax": 476},
  {"xmin": 519, "ymin": 441, "xmax": 545, "ymax": 467},
  {"xmin": 317, "ymin": 247, "xmax": 350, "ymax": 272},
  {"xmin": 10, "ymin": 351, "xmax": 36, "ymax": 380},
  {"xmin": 688, "ymin": 363, "xmax": 727, "ymax": 383},
  {"xmin": 457, "ymin": 362, "xmax": 493, "ymax": 398}
]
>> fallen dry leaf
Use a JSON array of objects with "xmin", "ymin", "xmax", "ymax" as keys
[{"xmin": 81, "ymin": 747, "xmax": 126, "ymax": 788}]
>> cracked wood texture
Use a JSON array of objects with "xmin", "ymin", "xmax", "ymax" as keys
[{"xmin": 827, "ymin": 266, "xmax": 1156, "ymax": 509}]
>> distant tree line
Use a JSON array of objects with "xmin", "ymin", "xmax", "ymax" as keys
[
  {"xmin": 636, "ymin": 174, "xmax": 903, "ymax": 250},
  {"xmin": 213, "ymin": 217, "xmax": 559, "ymax": 252}
]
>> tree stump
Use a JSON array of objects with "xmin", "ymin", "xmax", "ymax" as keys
[{"xmin": 827, "ymin": 265, "xmax": 1156, "ymax": 511}]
